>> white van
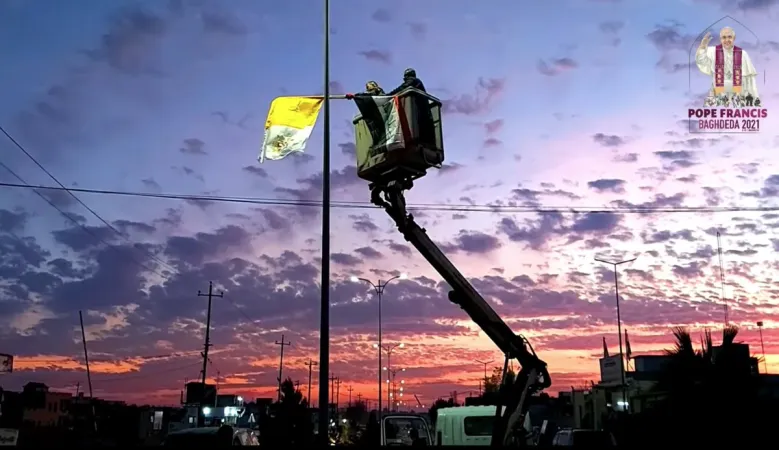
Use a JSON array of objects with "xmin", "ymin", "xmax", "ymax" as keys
[{"xmin": 434, "ymin": 406, "xmax": 531, "ymax": 446}]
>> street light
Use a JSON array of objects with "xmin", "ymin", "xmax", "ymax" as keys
[
  {"xmin": 386, "ymin": 367, "xmax": 406, "ymax": 411},
  {"xmin": 353, "ymin": 274, "xmax": 407, "ymax": 420},
  {"xmin": 757, "ymin": 321, "xmax": 768, "ymax": 374},
  {"xmin": 595, "ymin": 256, "xmax": 637, "ymax": 412},
  {"xmin": 475, "ymin": 359, "xmax": 493, "ymax": 395},
  {"xmin": 380, "ymin": 345, "xmax": 405, "ymax": 411}
]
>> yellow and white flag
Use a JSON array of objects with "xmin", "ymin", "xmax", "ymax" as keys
[{"xmin": 259, "ymin": 96, "xmax": 324, "ymax": 162}]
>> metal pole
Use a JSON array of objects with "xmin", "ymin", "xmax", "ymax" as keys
[
  {"xmin": 275, "ymin": 335, "xmax": 291, "ymax": 402},
  {"xmin": 308, "ymin": 361, "xmax": 313, "ymax": 407},
  {"xmin": 79, "ymin": 311, "xmax": 97, "ymax": 432},
  {"xmin": 200, "ymin": 282, "xmax": 214, "ymax": 385},
  {"xmin": 613, "ymin": 266, "xmax": 627, "ymax": 411},
  {"xmin": 330, "ymin": 373, "xmax": 336, "ymax": 409},
  {"xmin": 758, "ymin": 321, "xmax": 768, "ymax": 373},
  {"xmin": 317, "ymin": 0, "xmax": 331, "ymax": 442},
  {"xmin": 306, "ymin": 359, "xmax": 317, "ymax": 407},
  {"xmin": 391, "ymin": 370, "xmax": 395, "ymax": 411},
  {"xmin": 387, "ymin": 348, "xmax": 392, "ymax": 412},
  {"xmin": 595, "ymin": 257, "xmax": 636, "ymax": 413},
  {"xmin": 354, "ymin": 275, "xmax": 401, "ymax": 442},
  {"xmin": 475, "ymin": 359, "xmax": 493, "ymax": 393},
  {"xmin": 336, "ymin": 378, "xmax": 341, "ymax": 411},
  {"xmin": 377, "ymin": 284, "xmax": 383, "ymax": 419},
  {"xmin": 79, "ymin": 311, "xmax": 93, "ymax": 398}
]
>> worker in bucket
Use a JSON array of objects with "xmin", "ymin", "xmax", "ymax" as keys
[
  {"xmin": 345, "ymin": 81, "xmax": 384, "ymax": 99},
  {"xmin": 388, "ymin": 68, "xmax": 426, "ymax": 94},
  {"xmin": 364, "ymin": 80, "xmax": 385, "ymax": 95}
]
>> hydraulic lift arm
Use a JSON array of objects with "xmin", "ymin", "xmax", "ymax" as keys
[{"xmin": 370, "ymin": 179, "xmax": 551, "ymax": 447}]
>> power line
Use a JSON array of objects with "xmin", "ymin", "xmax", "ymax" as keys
[
  {"xmin": 0, "ymin": 165, "xmax": 264, "ymax": 367},
  {"xmin": 0, "ymin": 128, "xmax": 280, "ymax": 390},
  {"xmin": 0, "ymin": 125, "xmax": 178, "ymax": 275},
  {"xmin": 1, "ymin": 181, "xmax": 777, "ymax": 214},
  {"xmin": 0, "ymin": 161, "xmax": 167, "ymax": 279}
]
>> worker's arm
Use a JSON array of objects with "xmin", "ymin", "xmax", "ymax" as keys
[{"xmin": 388, "ymin": 79, "xmax": 414, "ymax": 95}]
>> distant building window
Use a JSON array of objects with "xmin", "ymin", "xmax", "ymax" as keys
[{"xmin": 463, "ymin": 416, "xmax": 494, "ymax": 436}]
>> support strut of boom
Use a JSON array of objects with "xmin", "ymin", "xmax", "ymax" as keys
[{"xmin": 369, "ymin": 177, "xmax": 551, "ymax": 447}]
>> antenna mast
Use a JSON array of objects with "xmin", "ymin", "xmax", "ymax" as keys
[{"xmin": 717, "ymin": 231, "xmax": 728, "ymax": 326}]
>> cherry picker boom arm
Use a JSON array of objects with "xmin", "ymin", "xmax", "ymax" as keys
[{"xmin": 370, "ymin": 179, "xmax": 551, "ymax": 446}]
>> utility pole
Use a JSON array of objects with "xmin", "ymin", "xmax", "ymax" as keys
[
  {"xmin": 295, "ymin": 380, "xmax": 301, "ymax": 391},
  {"xmin": 274, "ymin": 334, "xmax": 292, "ymax": 402},
  {"xmin": 75, "ymin": 382, "xmax": 80, "ymax": 397},
  {"xmin": 78, "ymin": 311, "xmax": 96, "ymax": 432},
  {"xmin": 595, "ymin": 256, "xmax": 637, "ymax": 413},
  {"xmin": 347, "ymin": 385, "xmax": 354, "ymax": 406},
  {"xmin": 335, "ymin": 378, "xmax": 342, "ymax": 411},
  {"xmin": 304, "ymin": 359, "xmax": 318, "ymax": 407},
  {"xmin": 329, "ymin": 373, "xmax": 337, "ymax": 413},
  {"xmin": 357, "ymin": 393, "xmax": 363, "ymax": 405},
  {"xmin": 198, "ymin": 282, "xmax": 223, "ymax": 386},
  {"xmin": 757, "ymin": 321, "xmax": 768, "ymax": 373},
  {"xmin": 78, "ymin": 311, "xmax": 94, "ymax": 398}
]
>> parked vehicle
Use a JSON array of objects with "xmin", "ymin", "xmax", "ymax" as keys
[
  {"xmin": 381, "ymin": 414, "xmax": 433, "ymax": 446},
  {"xmin": 162, "ymin": 426, "xmax": 259, "ymax": 446},
  {"xmin": 434, "ymin": 405, "xmax": 532, "ymax": 446},
  {"xmin": 551, "ymin": 428, "xmax": 616, "ymax": 447}
]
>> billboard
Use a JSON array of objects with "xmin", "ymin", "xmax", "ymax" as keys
[
  {"xmin": 599, "ymin": 355, "xmax": 624, "ymax": 384},
  {"xmin": 686, "ymin": 16, "xmax": 768, "ymax": 133}
]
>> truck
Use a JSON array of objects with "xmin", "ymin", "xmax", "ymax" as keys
[{"xmin": 352, "ymin": 88, "xmax": 552, "ymax": 447}]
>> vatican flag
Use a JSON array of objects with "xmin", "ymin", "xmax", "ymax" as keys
[{"xmin": 259, "ymin": 96, "xmax": 324, "ymax": 162}]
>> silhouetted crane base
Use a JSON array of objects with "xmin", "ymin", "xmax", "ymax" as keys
[{"xmin": 369, "ymin": 177, "xmax": 551, "ymax": 447}]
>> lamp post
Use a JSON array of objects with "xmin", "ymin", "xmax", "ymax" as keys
[
  {"xmin": 378, "ymin": 343, "xmax": 404, "ymax": 412},
  {"xmin": 385, "ymin": 366, "xmax": 406, "ymax": 411},
  {"xmin": 475, "ymin": 359, "xmax": 493, "ymax": 395},
  {"xmin": 595, "ymin": 256, "xmax": 637, "ymax": 412},
  {"xmin": 757, "ymin": 321, "xmax": 768, "ymax": 374},
  {"xmin": 351, "ymin": 274, "xmax": 407, "ymax": 424}
]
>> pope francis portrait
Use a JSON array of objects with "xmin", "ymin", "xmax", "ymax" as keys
[{"xmin": 695, "ymin": 26, "xmax": 760, "ymax": 107}]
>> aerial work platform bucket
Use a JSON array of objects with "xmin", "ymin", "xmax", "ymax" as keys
[{"xmin": 352, "ymin": 88, "xmax": 444, "ymax": 184}]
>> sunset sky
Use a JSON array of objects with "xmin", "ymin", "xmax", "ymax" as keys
[{"xmin": 1, "ymin": 0, "xmax": 779, "ymax": 408}]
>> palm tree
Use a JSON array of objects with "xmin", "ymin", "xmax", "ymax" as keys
[{"xmin": 654, "ymin": 325, "xmax": 760, "ymax": 445}]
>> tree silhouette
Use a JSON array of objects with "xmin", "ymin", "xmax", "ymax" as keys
[
  {"xmin": 262, "ymin": 377, "xmax": 311, "ymax": 446},
  {"xmin": 649, "ymin": 325, "xmax": 767, "ymax": 446},
  {"xmin": 279, "ymin": 378, "xmax": 305, "ymax": 406},
  {"xmin": 484, "ymin": 366, "xmax": 516, "ymax": 393}
]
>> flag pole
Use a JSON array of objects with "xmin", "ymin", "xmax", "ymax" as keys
[
  {"xmin": 311, "ymin": 95, "xmax": 348, "ymax": 100},
  {"xmin": 317, "ymin": 0, "xmax": 331, "ymax": 444}
]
